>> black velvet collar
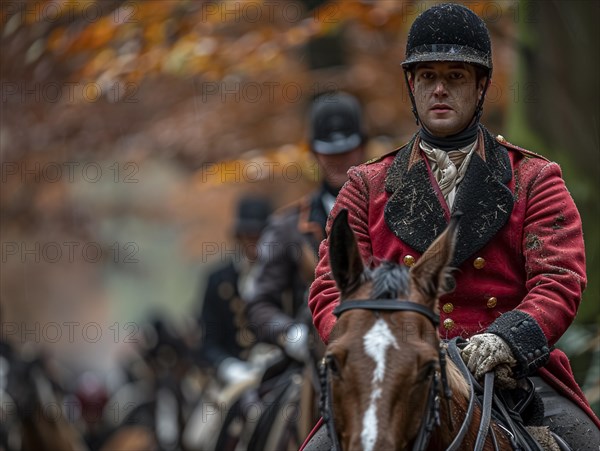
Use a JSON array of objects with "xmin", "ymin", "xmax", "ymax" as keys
[{"xmin": 384, "ymin": 125, "xmax": 514, "ymax": 267}]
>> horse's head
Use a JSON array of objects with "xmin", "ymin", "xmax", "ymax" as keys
[{"xmin": 323, "ymin": 209, "xmax": 460, "ymax": 450}]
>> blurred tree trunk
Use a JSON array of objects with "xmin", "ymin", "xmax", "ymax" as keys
[{"xmin": 508, "ymin": 0, "xmax": 599, "ymax": 322}]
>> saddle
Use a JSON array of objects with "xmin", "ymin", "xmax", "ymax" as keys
[{"xmin": 446, "ymin": 338, "xmax": 571, "ymax": 451}]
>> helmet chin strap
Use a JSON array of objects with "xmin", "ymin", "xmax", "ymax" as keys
[
  {"xmin": 473, "ymin": 75, "xmax": 492, "ymax": 123},
  {"xmin": 404, "ymin": 70, "xmax": 420, "ymax": 125}
]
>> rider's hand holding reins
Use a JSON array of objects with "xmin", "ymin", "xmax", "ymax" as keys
[
  {"xmin": 461, "ymin": 333, "xmax": 517, "ymax": 379},
  {"xmin": 218, "ymin": 357, "xmax": 260, "ymax": 385}
]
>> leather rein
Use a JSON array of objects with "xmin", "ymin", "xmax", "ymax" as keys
[{"xmin": 319, "ymin": 299, "xmax": 544, "ymax": 451}]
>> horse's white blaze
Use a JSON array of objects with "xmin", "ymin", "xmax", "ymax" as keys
[
  {"xmin": 363, "ymin": 319, "xmax": 399, "ymax": 383},
  {"xmin": 361, "ymin": 319, "xmax": 399, "ymax": 450},
  {"xmin": 361, "ymin": 388, "xmax": 381, "ymax": 451}
]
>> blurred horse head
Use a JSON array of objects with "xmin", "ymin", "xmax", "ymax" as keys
[{"xmin": 1, "ymin": 347, "xmax": 87, "ymax": 451}]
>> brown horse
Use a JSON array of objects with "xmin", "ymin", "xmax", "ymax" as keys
[
  {"xmin": 320, "ymin": 210, "xmax": 555, "ymax": 451},
  {"xmin": 1, "ymin": 354, "xmax": 89, "ymax": 451}
]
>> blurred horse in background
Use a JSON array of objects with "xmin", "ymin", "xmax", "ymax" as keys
[
  {"xmin": 183, "ymin": 341, "xmax": 321, "ymax": 451},
  {"xmin": 97, "ymin": 317, "xmax": 196, "ymax": 451},
  {"xmin": 0, "ymin": 342, "xmax": 88, "ymax": 451}
]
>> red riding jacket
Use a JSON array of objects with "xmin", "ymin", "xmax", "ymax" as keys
[{"xmin": 308, "ymin": 127, "xmax": 600, "ymax": 427}]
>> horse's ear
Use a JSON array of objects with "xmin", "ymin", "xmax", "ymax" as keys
[
  {"xmin": 329, "ymin": 209, "xmax": 364, "ymax": 296},
  {"xmin": 409, "ymin": 212, "xmax": 461, "ymax": 308}
]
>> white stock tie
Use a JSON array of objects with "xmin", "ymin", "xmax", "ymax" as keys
[{"xmin": 420, "ymin": 139, "xmax": 478, "ymax": 209}]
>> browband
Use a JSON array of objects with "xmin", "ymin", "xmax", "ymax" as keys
[{"xmin": 333, "ymin": 299, "xmax": 440, "ymax": 326}]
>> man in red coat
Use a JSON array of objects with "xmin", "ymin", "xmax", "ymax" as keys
[{"xmin": 305, "ymin": 3, "xmax": 599, "ymax": 450}]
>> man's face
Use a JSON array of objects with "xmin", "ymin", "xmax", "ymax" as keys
[
  {"xmin": 237, "ymin": 234, "xmax": 261, "ymax": 262},
  {"xmin": 314, "ymin": 146, "xmax": 366, "ymax": 189},
  {"xmin": 409, "ymin": 62, "xmax": 486, "ymax": 137}
]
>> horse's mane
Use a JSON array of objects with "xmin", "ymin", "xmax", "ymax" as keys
[{"xmin": 445, "ymin": 352, "xmax": 470, "ymax": 399}]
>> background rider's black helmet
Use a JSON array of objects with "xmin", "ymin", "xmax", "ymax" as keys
[
  {"xmin": 234, "ymin": 195, "xmax": 272, "ymax": 237},
  {"xmin": 401, "ymin": 3, "xmax": 492, "ymax": 73},
  {"xmin": 309, "ymin": 92, "xmax": 365, "ymax": 155}
]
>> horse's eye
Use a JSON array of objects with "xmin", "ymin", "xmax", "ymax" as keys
[
  {"xmin": 416, "ymin": 361, "xmax": 438, "ymax": 382},
  {"xmin": 327, "ymin": 355, "xmax": 341, "ymax": 377}
]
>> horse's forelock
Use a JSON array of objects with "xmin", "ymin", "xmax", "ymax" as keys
[{"xmin": 369, "ymin": 262, "xmax": 410, "ymax": 299}]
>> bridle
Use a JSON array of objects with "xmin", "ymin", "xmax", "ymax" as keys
[
  {"xmin": 319, "ymin": 298, "xmax": 454, "ymax": 451},
  {"xmin": 320, "ymin": 298, "xmax": 549, "ymax": 451}
]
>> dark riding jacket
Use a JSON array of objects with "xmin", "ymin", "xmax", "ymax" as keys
[
  {"xmin": 309, "ymin": 126, "xmax": 600, "ymax": 427},
  {"xmin": 197, "ymin": 260, "xmax": 253, "ymax": 367},
  {"xmin": 244, "ymin": 187, "xmax": 329, "ymax": 343}
]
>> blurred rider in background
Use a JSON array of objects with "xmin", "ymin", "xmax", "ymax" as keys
[
  {"xmin": 243, "ymin": 92, "xmax": 367, "ymax": 362},
  {"xmin": 196, "ymin": 195, "xmax": 272, "ymax": 385}
]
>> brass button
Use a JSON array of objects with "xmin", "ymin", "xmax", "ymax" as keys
[
  {"xmin": 442, "ymin": 303, "xmax": 454, "ymax": 314},
  {"xmin": 443, "ymin": 318, "xmax": 455, "ymax": 330},
  {"xmin": 487, "ymin": 297, "xmax": 498, "ymax": 308},
  {"xmin": 403, "ymin": 255, "xmax": 416, "ymax": 267},
  {"xmin": 473, "ymin": 257, "xmax": 486, "ymax": 269},
  {"xmin": 497, "ymin": 134, "xmax": 506, "ymax": 143}
]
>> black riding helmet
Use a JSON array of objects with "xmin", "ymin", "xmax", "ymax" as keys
[
  {"xmin": 402, "ymin": 3, "xmax": 493, "ymax": 123},
  {"xmin": 234, "ymin": 195, "xmax": 271, "ymax": 238},
  {"xmin": 309, "ymin": 92, "xmax": 365, "ymax": 155}
]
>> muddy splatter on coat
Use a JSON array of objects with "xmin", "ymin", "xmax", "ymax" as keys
[{"xmin": 309, "ymin": 125, "xmax": 600, "ymax": 427}]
